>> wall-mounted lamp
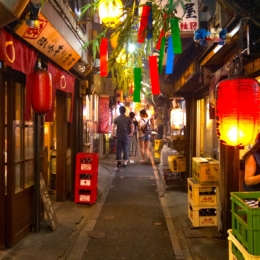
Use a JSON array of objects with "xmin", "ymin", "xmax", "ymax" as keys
[{"xmin": 26, "ymin": 3, "xmax": 41, "ymax": 28}]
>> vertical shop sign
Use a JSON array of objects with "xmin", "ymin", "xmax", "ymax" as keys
[{"xmin": 98, "ymin": 95, "xmax": 109, "ymax": 133}]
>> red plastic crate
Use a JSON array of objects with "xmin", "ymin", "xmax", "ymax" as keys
[
  {"xmin": 74, "ymin": 186, "xmax": 97, "ymax": 204},
  {"xmin": 75, "ymin": 171, "xmax": 98, "ymax": 188},
  {"xmin": 76, "ymin": 153, "xmax": 99, "ymax": 172}
]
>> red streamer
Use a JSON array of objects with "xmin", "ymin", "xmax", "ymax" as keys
[
  {"xmin": 149, "ymin": 56, "xmax": 160, "ymax": 95},
  {"xmin": 138, "ymin": 5, "xmax": 151, "ymax": 43},
  {"xmin": 100, "ymin": 38, "xmax": 108, "ymax": 77},
  {"xmin": 155, "ymin": 14, "xmax": 167, "ymax": 50}
]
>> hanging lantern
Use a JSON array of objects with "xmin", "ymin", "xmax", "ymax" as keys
[
  {"xmin": 110, "ymin": 32, "xmax": 119, "ymax": 49},
  {"xmin": 98, "ymin": 0, "xmax": 123, "ymax": 27},
  {"xmin": 171, "ymin": 108, "xmax": 184, "ymax": 130},
  {"xmin": 32, "ymin": 69, "xmax": 52, "ymax": 114},
  {"xmin": 215, "ymin": 77, "xmax": 260, "ymax": 146}
]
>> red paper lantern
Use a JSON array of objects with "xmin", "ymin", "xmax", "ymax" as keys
[
  {"xmin": 32, "ymin": 69, "xmax": 52, "ymax": 114},
  {"xmin": 215, "ymin": 77, "xmax": 260, "ymax": 146}
]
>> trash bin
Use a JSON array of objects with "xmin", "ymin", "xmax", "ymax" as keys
[{"xmin": 50, "ymin": 150, "xmax": 57, "ymax": 190}]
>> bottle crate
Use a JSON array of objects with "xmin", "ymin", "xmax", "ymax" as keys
[
  {"xmin": 188, "ymin": 178, "xmax": 218, "ymax": 206},
  {"xmin": 228, "ymin": 229, "xmax": 260, "ymax": 260},
  {"xmin": 188, "ymin": 202, "xmax": 218, "ymax": 227},
  {"xmin": 76, "ymin": 152, "xmax": 99, "ymax": 172},
  {"xmin": 75, "ymin": 171, "xmax": 98, "ymax": 188},
  {"xmin": 230, "ymin": 192, "xmax": 260, "ymax": 256},
  {"xmin": 74, "ymin": 186, "xmax": 97, "ymax": 204}
]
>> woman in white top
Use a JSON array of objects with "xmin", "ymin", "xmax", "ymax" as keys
[{"xmin": 138, "ymin": 109, "xmax": 151, "ymax": 162}]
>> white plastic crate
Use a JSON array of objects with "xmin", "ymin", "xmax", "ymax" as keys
[
  {"xmin": 188, "ymin": 202, "xmax": 218, "ymax": 227},
  {"xmin": 228, "ymin": 229, "xmax": 260, "ymax": 260},
  {"xmin": 188, "ymin": 178, "xmax": 219, "ymax": 206}
]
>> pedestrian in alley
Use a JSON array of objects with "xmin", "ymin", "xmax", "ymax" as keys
[
  {"xmin": 138, "ymin": 109, "xmax": 152, "ymax": 162},
  {"xmin": 112, "ymin": 106, "xmax": 134, "ymax": 171},
  {"xmin": 243, "ymin": 133, "xmax": 260, "ymax": 191},
  {"xmin": 128, "ymin": 111, "xmax": 138, "ymax": 163}
]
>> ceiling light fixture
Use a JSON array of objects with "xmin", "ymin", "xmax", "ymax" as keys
[{"xmin": 26, "ymin": 3, "xmax": 41, "ymax": 29}]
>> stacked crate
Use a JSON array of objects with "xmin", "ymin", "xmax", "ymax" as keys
[
  {"xmin": 74, "ymin": 153, "xmax": 99, "ymax": 204},
  {"xmin": 188, "ymin": 178, "xmax": 219, "ymax": 227},
  {"xmin": 228, "ymin": 192, "xmax": 260, "ymax": 259},
  {"xmin": 188, "ymin": 157, "xmax": 220, "ymax": 227}
]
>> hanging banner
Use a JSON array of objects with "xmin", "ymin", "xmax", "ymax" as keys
[
  {"xmin": 98, "ymin": 95, "xmax": 110, "ymax": 133},
  {"xmin": 0, "ymin": 28, "xmax": 37, "ymax": 74}
]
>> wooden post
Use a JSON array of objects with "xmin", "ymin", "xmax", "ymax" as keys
[{"xmin": 219, "ymin": 143, "xmax": 239, "ymax": 236}]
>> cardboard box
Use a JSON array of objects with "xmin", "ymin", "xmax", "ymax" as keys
[
  {"xmin": 168, "ymin": 155, "xmax": 186, "ymax": 173},
  {"xmin": 192, "ymin": 157, "xmax": 219, "ymax": 184}
]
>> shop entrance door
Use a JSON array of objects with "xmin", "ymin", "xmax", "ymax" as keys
[{"xmin": 5, "ymin": 74, "xmax": 35, "ymax": 247}]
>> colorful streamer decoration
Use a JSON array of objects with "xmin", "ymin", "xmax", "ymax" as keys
[
  {"xmin": 149, "ymin": 56, "xmax": 160, "ymax": 95},
  {"xmin": 147, "ymin": 2, "xmax": 153, "ymax": 40},
  {"xmin": 137, "ymin": 4, "xmax": 151, "ymax": 43},
  {"xmin": 158, "ymin": 36, "xmax": 165, "ymax": 74},
  {"xmin": 133, "ymin": 68, "xmax": 142, "ymax": 102},
  {"xmin": 155, "ymin": 14, "xmax": 167, "ymax": 50},
  {"xmin": 170, "ymin": 18, "xmax": 182, "ymax": 54},
  {"xmin": 100, "ymin": 38, "xmax": 108, "ymax": 77},
  {"xmin": 166, "ymin": 36, "xmax": 174, "ymax": 74}
]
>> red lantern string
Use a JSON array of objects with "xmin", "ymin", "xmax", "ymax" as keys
[
  {"xmin": 216, "ymin": 77, "xmax": 260, "ymax": 146},
  {"xmin": 149, "ymin": 56, "xmax": 160, "ymax": 95},
  {"xmin": 100, "ymin": 38, "xmax": 108, "ymax": 77},
  {"xmin": 138, "ymin": 4, "xmax": 151, "ymax": 43}
]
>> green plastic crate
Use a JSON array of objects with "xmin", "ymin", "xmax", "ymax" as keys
[{"xmin": 231, "ymin": 192, "xmax": 260, "ymax": 256}]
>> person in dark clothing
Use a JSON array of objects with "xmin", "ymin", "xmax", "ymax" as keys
[
  {"xmin": 243, "ymin": 133, "xmax": 260, "ymax": 191},
  {"xmin": 112, "ymin": 106, "xmax": 134, "ymax": 171}
]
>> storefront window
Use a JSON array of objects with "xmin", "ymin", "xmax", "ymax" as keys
[{"xmin": 14, "ymin": 83, "xmax": 34, "ymax": 193}]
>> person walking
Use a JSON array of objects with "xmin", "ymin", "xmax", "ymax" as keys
[
  {"xmin": 112, "ymin": 106, "xmax": 134, "ymax": 171},
  {"xmin": 128, "ymin": 112, "xmax": 138, "ymax": 162},
  {"xmin": 138, "ymin": 109, "xmax": 151, "ymax": 162}
]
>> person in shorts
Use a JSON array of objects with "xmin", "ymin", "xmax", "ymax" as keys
[{"xmin": 138, "ymin": 109, "xmax": 151, "ymax": 162}]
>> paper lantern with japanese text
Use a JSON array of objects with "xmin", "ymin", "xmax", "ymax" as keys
[
  {"xmin": 32, "ymin": 69, "xmax": 52, "ymax": 114},
  {"xmin": 215, "ymin": 77, "xmax": 260, "ymax": 146}
]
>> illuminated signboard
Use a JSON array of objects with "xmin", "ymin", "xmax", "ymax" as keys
[
  {"xmin": 140, "ymin": 0, "xmax": 199, "ymax": 32},
  {"xmin": 175, "ymin": 0, "xmax": 199, "ymax": 32},
  {"xmin": 15, "ymin": 13, "xmax": 81, "ymax": 71}
]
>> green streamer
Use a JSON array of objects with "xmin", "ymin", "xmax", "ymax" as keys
[
  {"xmin": 170, "ymin": 18, "xmax": 182, "ymax": 54},
  {"xmin": 133, "ymin": 68, "xmax": 142, "ymax": 102},
  {"xmin": 159, "ymin": 36, "xmax": 165, "ymax": 74}
]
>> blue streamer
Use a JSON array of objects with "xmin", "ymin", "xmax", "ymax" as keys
[
  {"xmin": 147, "ymin": 3, "xmax": 153, "ymax": 39},
  {"xmin": 166, "ymin": 36, "xmax": 174, "ymax": 74}
]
